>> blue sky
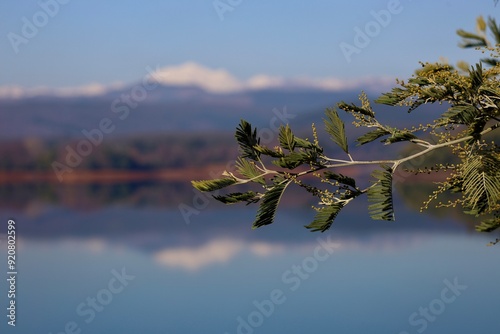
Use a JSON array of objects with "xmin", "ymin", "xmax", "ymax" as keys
[{"xmin": 0, "ymin": 0, "xmax": 497, "ymax": 89}]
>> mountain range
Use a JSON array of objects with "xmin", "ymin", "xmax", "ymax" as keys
[{"xmin": 0, "ymin": 62, "xmax": 440, "ymax": 140}]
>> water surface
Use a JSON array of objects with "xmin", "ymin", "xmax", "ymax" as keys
[{"xmin": 0, "ymin": 182, "xmax": 498, "ymax": 334}]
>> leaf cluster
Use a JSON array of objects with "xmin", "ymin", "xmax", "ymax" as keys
[
  {"xmin": 457, "ymin": 16, "xmax": 500, "ymax": 66},
  {"xmin": 191, "ymin": 16, "xmax": 500, "ymax": 242}
]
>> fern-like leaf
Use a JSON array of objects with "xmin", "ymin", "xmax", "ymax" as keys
[
  {"xmin": 337, "ymin": 101, "xmax": 375, "ymax": 118},
  {"xmin": 324, "ymin": 108, "xmax": 349, "ymax": 153},
  {"xmin": 461, "ymin": 154, "xmax": 500, "ymax": 213},
  {"xmin": 383, "ymin": 130, "xmax": 418, "ymax": 144},
  {"xmin": 213, "ymin": 191, "xmax": 260, "ymax": 205},
  {"xmin": 254, "ymin": 145, "xmax": 284, "ymax": 158},
  {"xmin": 236, "ymin": 158, "xmax": 265, "ymax": 185},
  {"xmin": 488, "ymin": 17, "xmax": 500, "ymax": 44},
  {"xmin": 356, "ymin": 128, "xmax": 390, "ymax": 146},
  {"xmin": 305, "ymin": 203, "xmax": 345, "ymax": 232},
  {"xmin": 192, "ymin": 177, "xmax": 237, "ymax": 192},
  {"xmin": 367, "ymin": 167, "xmax": 395, "ymax": 221},
  {"xmin": 481, "ymin": 58, "xmax": 500, "ymax": 67},
  {"xmin": 279, "ymin": 125, "xmax": 296, "ymax": 151},
  {"xmin": 324, "ymin": 171, "xmax": 357, "ymax": 188},
  {"xmin": 457, "ymin": 29, "xmax": 487, "ymax": 48},
  {"xmin": 235, "ymin": 120, "xmax": 260, "ymax": 161},
  {"xmin": 271, "ymin": 150, "xmax": 320, "ymax": 169},
  {"xmin": 475, "ymin": 217, "xmax": 500, "ymax": 232},
  {"xmin": 375, "ymin": 88, "xmax": 406, "ymax": 106},
  {"xmin": 469, "ymin": 63, "xmax": 484, "ymax": 92},
  {"xmin": 253, "ymin": 181, "xmax": 290, "ymax": 228},
  {"xmin": 440, "ymin": 104, "xmax": 480, "ymax": 125},
  {"xmin": 295, "ymin": 136, "xmax": 321, "ymax": 151}
]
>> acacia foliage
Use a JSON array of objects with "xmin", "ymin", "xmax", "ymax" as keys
[{"xmin": 192, "ymin": 17, "xmax": 500, "ymax": 241}]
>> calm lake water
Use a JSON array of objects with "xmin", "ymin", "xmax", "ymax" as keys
[{"xmin": 0, "ymin": 182, "xmax": 499, "ymax": 334}]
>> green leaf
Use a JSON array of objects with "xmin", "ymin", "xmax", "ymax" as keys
[
  {"xmin": 479, "ymin": 86, "xmax": 500, "ymax": 99},
  {"xmin": 488, "ymin": 17, "xmax": 500, "ymax": 44},
  {"xmin": 192, "ymin": 177, "xmax": 237, "ymax": 192},
  {"xmin": 213, "ymin": 191, "xmax": 259, "ymax": 205},
  {"xmin": 235, "ymin": 120, "xmax": 260, "ymax": 161},
  {"xmin": 408, "ymin": 77, "xmax": 430, "ymax": 86},
  {"xmin": 375, "ymin": 88, "xmax": 406, "ymax": 106},
  {"xmin": 254, "ymin": 145, "xmax": 285, "ymax": 158},
  {"xmin": 481, "ymin": 58, "xmax": 500, "ymax": 67},
  {"xmin": 469, "ymin": 63, "xmax": 483, "ymax": 91},
  {"xmin": 337, "ymin": 101, "xmax": 375, "ymax": 118},
  {"xmin": 324, "ymin": 108, "xmax": 349, "ymax": 153},
  {"xmin": 457, "ymin": 29, "xmax": 487, "ymax": 48},
  {"xmin": 356, "ymin": 128, "xmax": 390, "ymax": 146},
  {"xmin": 272, "ymin": 151, "xmax": 315, "ymax": 169},
  {"xmin": 278, "ymin": 124, "xmax": 296, "ymax": 151},
  {"xmin": 236, "ymin": 158, "xmax": 266, "ymax": 185},
  {"xmin": 456, "ymin": 29, "xmax": 486, "ymax": 41},
  {"xmin": 421, "ymin": 86, "xmax": 448, "ymax": 100},
  {"xmin": 324, "ymin": 171, "xmax": 357, "ymax": 188},
  {"xmin": 294, "ymin": 136, "xmax": 319, "ymax": 151},
  {"xmin": 367, "ymin": 167, "xmax": 395, "ymax": 221},
  {"xmin": 382, "ymin": 130, "xmax": 418, "ymax": 144},
  {"xmin": 305, "ymin": 203, "xmax": 345, "ymax": 232},
  {"xmin": 475, "ymin": 217, "xmax": 500, "ymax": 232},
  {"xmin": 440, "ymin": 104, "xmax": 480, "ymax": 125},
  {"xmin": 294, "ymin": 136, "xmax": 324, "ymax": 155},
  {"xmin": 461, "ymin": 153, "xmax": 500, "ymax": 214},
  {"xmin": 253, "ymin": 181, "xmax": 290, "ymax": 228},
  {"xmin": 461, "ymin": 41, "xmax": 487, "ymax": 48}
]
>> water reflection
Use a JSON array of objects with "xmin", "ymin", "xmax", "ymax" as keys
[
  {"xmin": 0, "ymin": 182, "xmax": 499, "ymax": 333},
  {"xmin": 154, "ymin": 238, "xmax": 288, "ymax": 271}
]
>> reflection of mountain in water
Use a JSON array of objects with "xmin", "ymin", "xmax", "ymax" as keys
[
  {"xmin": 0, "ymin": 83, "xmax": 494, "ymax": 265},
  {"xmin": 1, "ymin": 182, "xmax": 191, "ymax": 211},
  {"xmin": 1, "ymin": 181, "xmax": 481, "ymax": 255}
]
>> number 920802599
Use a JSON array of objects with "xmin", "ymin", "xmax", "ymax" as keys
[{"xmin": 7, "ymin": 219, "xmax": 16, "ymax": 271}]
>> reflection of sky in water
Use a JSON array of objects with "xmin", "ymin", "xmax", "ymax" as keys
[{"xmin": 0, "ymin": 197, "xmax": 499, "ymax": 333}]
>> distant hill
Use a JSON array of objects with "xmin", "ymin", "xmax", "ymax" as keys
[
  {"xmin": 0, "ymin": 79, "xmax": 454, "ymax": 185},
  {"xmin": 0, "ymin": 82, "xmax": 443, "ymax": 140}
]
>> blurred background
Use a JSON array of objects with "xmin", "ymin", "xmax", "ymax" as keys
[{"xmin": 0, "ymin": 1, "xmax": 499, "ymax": 333}]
